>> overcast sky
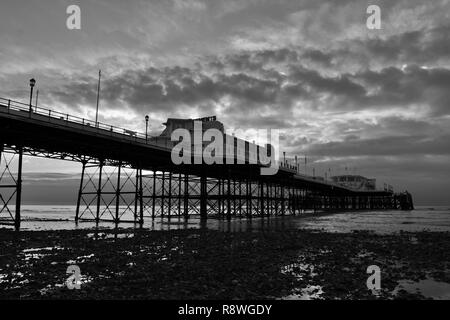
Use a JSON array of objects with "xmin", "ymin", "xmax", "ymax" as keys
[{"xmin": 1, "ymin": 0, "xmax": 450, "ymax": 205}]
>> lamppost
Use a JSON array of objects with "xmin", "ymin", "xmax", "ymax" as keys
[
  {"xmin": 29, "ymin": 78, "xmax": 36, "ymax": 113},
  {"xmin": 145, "ymin": 115, "xmax": 149, "ymax": 142}
]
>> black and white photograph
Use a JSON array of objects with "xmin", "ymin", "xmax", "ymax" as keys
[{"xmin": 1, "ymin": 0, "xmax": 450, "ymax": 311}]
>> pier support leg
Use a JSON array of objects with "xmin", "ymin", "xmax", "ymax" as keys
[
  {"xmin": 218, "ymin": 178, "xmax": 222, "ymax": 217},
  {"xmin": 139, "ymin": 169, "xmax": 143, "ymax": 225},
  {"xmin": 114, "ymin": 161, "xmax": 122, "ymax": 224},
  {"xmin": 247, "ymin": 179, "xmax": 253, "ymax": 218},
  {"xmin": 200, "ymin": 174, "xmax": 207, "ymax": 221},
  {"xmin": 14, "ymin": 147, "xmax": 23, "ymax": 231},
  {"xmin": 183, "ymin": 174, "xmax": 189, "ymax": 220},
  {"xmin": 260, "ymin": 182, "xmax": 265, "ymax": 217},
  {"xmin": 134, "ymin": 169, "xmax": 139, "ymax": 221},
  {"xmin": 168, "ymin": 172, "xmax": 172, "ymax": 219},
  {"xmin": 178, "ymin": 174, "xmax": 182, "ymax": 217},
  {"xmin": 239, "ymin": 180, "xmax": 243, "ymax": 218},
  {"xmin": 227, "ymin": 175, "xmax": 231, "ymax": 220},
  {"xmin": 161, "ymin": 172, "xmax": 165, "ymax": 217},
  {"xmin": 233, "ymin": 179, "xmax": 237, "ymax": 217},
  {"xmin": 75, "ymin": 160, "xmax": 87, "ymax": 223},
  {"xmin": 0, "ymin": 145, "xmax": 24, "ymax": 231},
  {"xmin": 95, "ymin": 160, "xmax": 104, "ymax": 224},
  {"xmin": 152, "ymin": 170, "xmax": 157, "ymax": 219}
]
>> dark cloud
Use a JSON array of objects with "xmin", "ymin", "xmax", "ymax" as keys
[
  {"xmin": 349, "ymin": 25, "xmax": 450, "ymax": 66},
  {"xmin": 305, "ymin": 134, "xmax": 450, "ymax": 157},
  {"xmin": 355, "ymin": 65, "xmax": 450, "ymax": 115}
]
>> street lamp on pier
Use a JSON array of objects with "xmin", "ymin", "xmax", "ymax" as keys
[
  {"xmin": 29, "ymin": 78, "xmax": 36, "ymax": 113},
  {"xmin": 145, "ymin": 115, "xmax": 149, "ymax": 142}
]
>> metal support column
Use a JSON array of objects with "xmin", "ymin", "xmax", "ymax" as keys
[
  {"xmin": 239, "ymin": 180, "xmax": 243, "ymax": 218},
  {"xmin": 247, "ymin": 179, "xmax": 252, "ymax": 218},
  {"xmin": 178, "ymin": 174, "xmax": 182, "ymax": 216},
  {"xmin": 168, "ymin": 172, "xmax": 172, "ymax": 219},
  {"xmin": 152, "ymin": 170, "xmax": 156, "ymax": 219},
  {"xmin": 75, "ymin": 160, "xmax": 86, "ymax": 223},
  {"xmin": 115, "ymin": 161, "xmax": 122, "ymax": 224},
  {"xmin": 161, "ymin": 172, "xmax": 165, "ymax": 216},
  {"xmin": 260, "ymin": 181, "xmax": 265, "ymax": 217},
  {"xmin": 218, "ymin": 178, "xmax": 222, "ymax": 217},
  {"xmin": 183, "ymin": 174, "xmax": 189, "ymax": 219},
  {"xmin": 134, "ymin": 168, "xmax": 139, "ymax": 221},
  {"xmin": 95, "ymin": 160, "xmax": 104, "ymax": 223},
  {"xmin": 139, "ymin": 169, "xmax": 144, "ymax": 225},
  {"xmin": 200, "ymin": 174, "xmax": 207, "ymax": 220},
  {"xmin": 14, "ymin": 147, "xmax": 23, "ymax": 231},
  {"xmin": 227, "ymin": 174, "xmax": 231, "ymax": 220}
]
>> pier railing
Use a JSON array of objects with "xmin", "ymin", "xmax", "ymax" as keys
[{"xmin": 0, "ymin": 97, "xmax": 182, "ymax": 150}]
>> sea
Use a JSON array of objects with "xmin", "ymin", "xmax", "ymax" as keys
[{"xmin": 4, "ymin": 205, "xmax": 450, "ymax": 234}]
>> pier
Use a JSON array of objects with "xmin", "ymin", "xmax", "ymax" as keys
[{"xmin": 0, "ymin": 97, "xmax": 413, "ymax": 231}]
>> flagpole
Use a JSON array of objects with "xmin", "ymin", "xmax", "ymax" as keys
[
  {"xmin": 95, "ymin": 70, "xmax": 101, "ymax": 127},
  {"xmin": 304, "ymin": 156, "xmax": 307, "ymax": 175}
]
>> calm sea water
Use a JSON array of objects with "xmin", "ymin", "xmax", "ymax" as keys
[{"xmin": 5, "ymin": 205, "xmax": 450, "ymax": 234}]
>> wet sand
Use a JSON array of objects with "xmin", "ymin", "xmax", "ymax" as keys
[{"xmin": 1, "ymin": 227, "xmax": 449, "ymax": 299}]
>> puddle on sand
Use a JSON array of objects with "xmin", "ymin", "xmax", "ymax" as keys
[
  {"xmin": 66, "ymin": 254, "xmax": 95, "ymax": 264},
  {"xmin": 281, "ymin": 262, "xmax": 317, "ymax": 279},
  {"xmin": 21, "ymin": 247, "xmax": 65, "ymax": 262},
  {"xmin": 22, "ymin": 247, "xmax": 64, "ymax": 253},
  {"xmin": 87, "ymin": 233, "xmax": 135, "ymax": 240},
  {"xmin": 280, "ymin": 259, "xmax": 323, "ymax": 300},
  {"xmin": 0, "ymin": 272, "xmax": 25, "ymax": 285},
  {"xmin": 282, "ymin": 285, "xmax": 324, "ymax": 300},
  {"xmin": 39, "ymin": 274, "xmax": 93, "ymax": 296},
  {"xmin": 392, "ymin": 278, "xmax": 450, "ymax": 299}
]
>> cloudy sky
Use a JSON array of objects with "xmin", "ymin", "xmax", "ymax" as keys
[{"xmin": 1, "ymin": 0, "xmax": 450, "ymax": 205}]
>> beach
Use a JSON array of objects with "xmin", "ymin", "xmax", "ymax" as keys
[{"xmin": 1, "ymin": 207, "xmax": 450, "ymax": 300}]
